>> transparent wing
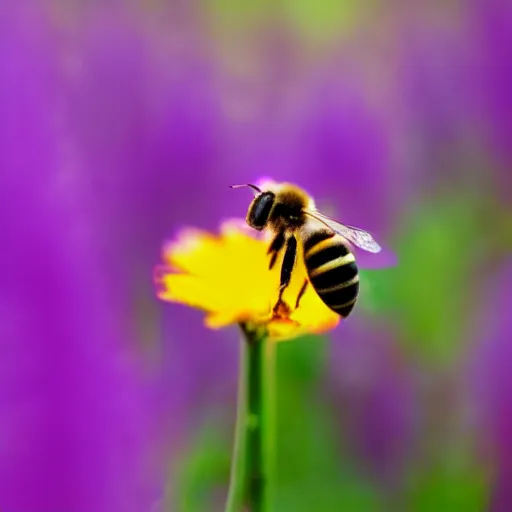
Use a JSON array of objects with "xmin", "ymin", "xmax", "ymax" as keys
[{"xmin": 305, "ymin": 210, "xmax": 382, "ymax": 253}]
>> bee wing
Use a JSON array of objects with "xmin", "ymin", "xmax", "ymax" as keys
[{"xmin": 304, "ymin": 210, "xmax": 382, "ymax": 253}]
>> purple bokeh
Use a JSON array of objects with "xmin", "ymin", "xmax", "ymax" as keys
[
  {"xmin": 470, "ymin": 262, "xmax": 512, "ymax": 512},
  {"xmin": 329, "ymin": 320, "xmax": 416, "ymax": 489},
  {"xmin": 1, "ymin": 1, "xmax": 510, "ymax": 509},
  {"xmin": 0, "ymin": 5, "xmax": 160, "ymax": 510},
  {"xmin": 472, "ymin": 0, "xmax": 512, "ymax": 199}
]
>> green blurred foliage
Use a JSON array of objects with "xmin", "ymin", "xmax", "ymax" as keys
[
  {"xmin": 206, "ymin": 0, "xmax": 373, "ymax": 50},
  {"xmin": 281, "ymin": 0, "xmax": 368, "ymax": 44},
  {"xmin": 405, "ymin": 453, "xmax": 490, "ymax": 512},
  {"xmin": 207, "ymin": 0, "xmax": 270, "ymax": 27},
  {"xmin": 173, "ymin": 419, "xmax": 231, "ymax": 512},
  {"xmin": 274, "ymin": 335, "xmax": 382, "ymax": 511},
  {"xmin": 174, "ymin": 336, "xmax": 383, "ymax": 511},
  {"xmin": 360, "ymin": 195, "xmax": 489, "ymax": 364}
]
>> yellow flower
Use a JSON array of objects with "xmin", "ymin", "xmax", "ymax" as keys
[{"xmin": 154, "ymin": 219, "xmax": 340, "ymax": 341}]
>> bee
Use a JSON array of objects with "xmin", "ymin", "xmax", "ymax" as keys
[{"xmin": 231, "ymin": 181, "xmax": 382, "ymax": 318}]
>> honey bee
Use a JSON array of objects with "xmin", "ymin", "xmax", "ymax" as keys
[{"xmin": 231, "ymin": 181, "xmax": 382, "ymax": 318}]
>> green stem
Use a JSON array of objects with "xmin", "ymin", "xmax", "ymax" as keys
[
  {"xmin": 225, "ymin": 336, "xmax": 249, "ymax": 512},
  {"xmin": 225, "ymin": 324, "xmax": 276, "ymax": 512},
  {"xmin": 260, "ymin": 330, "xmax": 276, "ymax": 511}
]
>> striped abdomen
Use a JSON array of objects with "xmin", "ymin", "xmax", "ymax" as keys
[{"xmin": 303, "ymin": 230, "xmax": 359, "ymax": 318}]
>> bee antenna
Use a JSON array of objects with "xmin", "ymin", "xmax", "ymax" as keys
[{"xmin": 229, "ymin": 183, "xmax": 262, "ymax": 193}]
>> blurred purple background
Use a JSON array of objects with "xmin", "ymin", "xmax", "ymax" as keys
[{"xmin": 1, "ymin": 1, "xmax": 511, "ymax": 511}]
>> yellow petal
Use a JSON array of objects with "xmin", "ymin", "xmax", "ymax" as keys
[{"xmin": 155, "ymin": 219, "xmax": 340, "ymax": 340}]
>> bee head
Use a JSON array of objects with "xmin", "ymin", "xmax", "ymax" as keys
[
  {"xmin": 229, "ymin": 183, "xmax": 276, "ymax": 231},
  {"xmin": 247, "ymin": 191, "xmax": 276, "ymax": 230}
]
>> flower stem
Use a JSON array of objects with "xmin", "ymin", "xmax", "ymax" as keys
[
  {"xmin": 246, "ymin": 326, "xmax": 275, "ymax": 512},
  {"xmin": 225, "ymin": 325, "xmax": 275, "ymax": 512},
  {"xmin": 225, "ymin": 335, "xmax": 249, "ymax": 512},
  {"xmin": 262, "ymin": 330, "xmax": 276, "ymax": 511}
]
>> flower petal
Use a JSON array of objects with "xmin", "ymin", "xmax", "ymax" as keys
[{"xmin": 156, "ymin": 218, "xmax": 341, "ymax": 339}]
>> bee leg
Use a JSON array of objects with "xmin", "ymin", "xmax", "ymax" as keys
[
  {"xmin": 267, "ymin": 230, "xmax": 286, "ymax": 270},
  {"xmin": 295, "ymin": 279, "xmax": 308, "ymax": 309},
  {"xmin": 273, "ymin": 235, "xmax": 297, "ymax": 313}
]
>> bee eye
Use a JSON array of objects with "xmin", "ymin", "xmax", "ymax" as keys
[{"xmin": 248, "ymin": 192, "xmax": 275, "ymax": 230}]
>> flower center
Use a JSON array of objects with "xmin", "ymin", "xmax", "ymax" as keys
[{"xmin": 274, "ymin": 300, "xmax": 291, "ymax": 318}]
